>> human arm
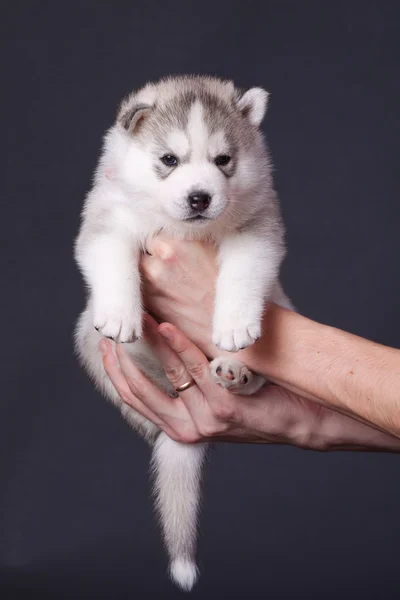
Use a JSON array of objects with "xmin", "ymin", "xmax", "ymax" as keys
[{"xmin": 238, "ymin": 305, "xmax": 400, "ymax": 438}]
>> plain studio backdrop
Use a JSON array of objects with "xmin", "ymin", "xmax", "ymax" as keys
[{"xmin": 2, "ymin": 2, "xmax": 400, "ymax": 599}]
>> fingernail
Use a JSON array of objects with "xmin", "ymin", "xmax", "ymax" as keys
[{"xmin": 100, "ymin": 340, "xmax": 108, "ymax": 355}]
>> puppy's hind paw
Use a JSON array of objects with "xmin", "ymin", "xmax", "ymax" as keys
[{"xmin": 210, "ymin": 357, "xmax": 253, "ymax": 391}]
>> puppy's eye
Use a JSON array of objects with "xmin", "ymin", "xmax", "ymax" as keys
[
  {"xmin": 161, "ymin": 154, "xmax": 178, "ymax": 167},
  {"xmin": 215, "ymin": 154, "xmax": 231, "ymax": 167}
]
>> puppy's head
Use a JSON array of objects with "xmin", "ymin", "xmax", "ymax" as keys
[{"xmin": 115, "ymin": 76, "xmax": 270, "ymax": 228}]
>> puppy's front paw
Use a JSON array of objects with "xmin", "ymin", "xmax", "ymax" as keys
[
  {"xmin": 212, "ymin": 319, "xmax": 261, "ymax": 352},
  {"xmin": 94, "ymin": 300, "xmax": 142, "ymax": 343},
  {"xmin": 210, "ymin": 357, "xmax": 253, "ymax": 391}
]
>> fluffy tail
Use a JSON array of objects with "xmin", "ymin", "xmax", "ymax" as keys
[{"xmin": 151, "ymin": 432, "xmax": 208, "ymax": 591}]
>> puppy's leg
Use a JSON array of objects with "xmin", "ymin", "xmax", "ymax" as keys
[
  {"xmin": 209, "ymin": 357, "xmax": 267, "ymax": 395},
  {"xmin": 76, "ymin": 233, "xmax": 143, "ymax": 343},
  {"xmin": 212, "ymin": 232, "xmax": 283, "ymax": 352}
]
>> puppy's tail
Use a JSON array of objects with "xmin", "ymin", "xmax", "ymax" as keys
[{"xmin": 151, "ymin": 432, "xmax": 208, "ymax": 591}]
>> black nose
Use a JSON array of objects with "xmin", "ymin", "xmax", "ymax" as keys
[{"xmin": 188, "ymin": 191, "xmax": 211, "ymax": 212}]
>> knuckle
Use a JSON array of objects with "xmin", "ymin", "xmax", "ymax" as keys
[
  {"xmin": 170, "ymin": 424, "xmax": 200, "ymax": 444},
  {"xmin": 164, "ymin": 429, "xmax": 184, "ymax": 443},
  {"xmin": 211, "ymin": 401, "xmax": 236, "ymax": 422},
  {"xmin": 153, "ymin": 239, "xmax": 176, "ymax": 261},
  {"xmin": 188, "ymin": 362, "xmax": 207, "ymax": 381},
  {"xmin": 197, "ymin": 421, "xmax": 223, "ymax": 438},
  {"xmin": 294, "ymin": 429, "xmax": 315, "ymax": 450},
  {"xmin": 164, "ymin": 364, "xmax": 188, "ymax": 385},
  {"xmin": 291, "ymin": 416, "xmax": 322, "ymax": 450},
  {"xmin": 125, "ymin": 376, "xmax": 141, "ymax": 396},
  {"xmin": 119, "ymin": 389, "xmax": 135, "ymax": 405},
  {"xmin": 143, "ymin": 259, "xmax": 162, "ymax": 283},
  {"xmin": 177, "ymin": 431, "xmax": 201, "ymax": 444}
]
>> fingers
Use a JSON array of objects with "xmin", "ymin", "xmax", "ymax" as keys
[
  {"xmin": 144, "ymin": 314, "xmax": 193, "ymax": 390},
  {"xmin": 101, "ymin": 323, "xmax": 243, "ymax": 443},
  {"xmin": 156, "ymin": 323, "xmax": 243, "ymax": 428},
  {"xmin": 157, "ymin": 323, "xmax": 217, "ymax": 397},
  {"xmin": 143, "ymin": 314, "xmax": 212, "ymax": 426},
  {"xmin": 148, "ymin": 319, "xmax": 238, "ymax": 436},
  {"xmin": 114, "ymin": 322, "xmax": 205, "ymax": 429},
  {"xmin": 101, "ymin": 339, "xmax": 176, "ymax": 436}
]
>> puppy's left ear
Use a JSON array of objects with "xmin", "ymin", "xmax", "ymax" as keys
[
  {"xmin": 118, "ymin": 103, "xmax": 153, "ymax": 133},
  {"xmin": 237, "ymin": 88, "xmax": 269, "ymax": 127}
]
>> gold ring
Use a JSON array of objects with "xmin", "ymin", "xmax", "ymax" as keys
[{"xmin": 174, "ymin": 379, "xmax": 196, "ymax": 393}]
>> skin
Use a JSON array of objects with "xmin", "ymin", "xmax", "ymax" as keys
[{"xmin": 101, "ymin": 237, "xmax": 400, "ymax": 451}]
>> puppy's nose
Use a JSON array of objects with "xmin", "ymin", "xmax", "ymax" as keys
[{"xmin": 188, "ymin": 191, "xmax": 211, "ymax": 212}]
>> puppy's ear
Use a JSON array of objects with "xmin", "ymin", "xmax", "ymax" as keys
[
  {"xmin": 237, "ymin": 87, "xmax": 269, "ymax": 127},
  {"xmin": 118, "ymin": 103, "xmax": 153, "ymax": 133}
]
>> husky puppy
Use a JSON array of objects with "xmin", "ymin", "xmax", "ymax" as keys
[{"xmin": 74, "ymin": 75, "xmax": 292, "ymax": 590}]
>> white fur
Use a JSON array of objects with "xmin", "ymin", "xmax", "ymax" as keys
[
  {"xmin": 213, "ymin": 232, "xmax": 282, "ymax": 351},
  {"xmin": 166, "ymin": 129, "xmax": 190, "ymax": 157},
  {"xmin": 237, "ymin": 87, "xmax": 269, "ymax": 126},
  {"xmin": 74, "ymin": 76, "xmax": 293, "ymax": 590},
  {"xmin": 187, "ymin": 102, "xmax": 209, "ymax": 161},
  {"xmin": 81, "ymin": 234, "xmax": 143, "ymax": 342},
  {"xmin": 151, "ymin": 434, "xmax": 207, "ymax": 591},
  {"xmin": 208, "ymin": 130, "xmax": 229, "ymax": 156},
  {"xmin": 170, "ymin": 559, "xmax": 199, "ymax": 592}
]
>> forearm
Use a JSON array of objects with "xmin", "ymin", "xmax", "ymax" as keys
[
  {"xmin": 236, "ymin": 305, "xmax": 400, "ymax": 437},
  {"xmin": 239, "ymin": 385, "xmax": 400, "ymax": 451}
]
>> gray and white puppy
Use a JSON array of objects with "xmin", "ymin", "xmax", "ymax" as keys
[{"xmin": 74, "ymin": 75, "xmax": 292, "ymax": 591}]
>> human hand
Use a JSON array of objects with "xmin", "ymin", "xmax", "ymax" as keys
[
  {"xmin": 101, "ymin": 315, "xmax": 400, "ymax": 451},
  {"xmin": 141, "ymin": 238, "xmax": 219, "ymax": 358}
]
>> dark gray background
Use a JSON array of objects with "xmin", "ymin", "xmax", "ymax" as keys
[{"xmin": 2, "ymin": 1, "xmax": 400, "ymax": 598}]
